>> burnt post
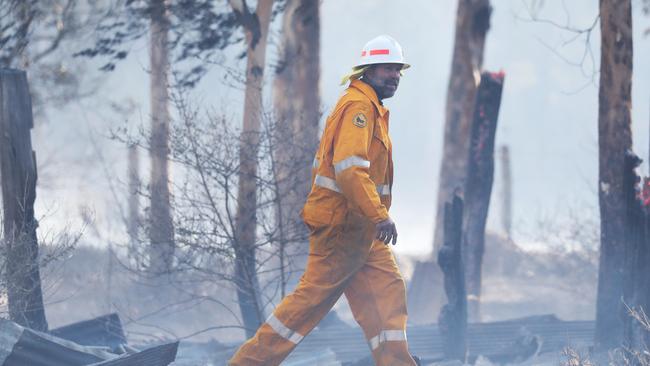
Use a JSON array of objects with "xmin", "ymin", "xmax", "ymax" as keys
[
  {"xmin": 463, "ymin": 71, "xmax": 505, "ymax": 322},
  {"xmin": 438, "ymin": 193, "xmax": 467, "ymax": 361},
  {"xmin": 0, "ymin": 69, "xmax": 48, "ymax": 331}
]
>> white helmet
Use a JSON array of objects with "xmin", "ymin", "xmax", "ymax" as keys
[{"xmin": 355, "ymin": 35, "xmax": 410, "ymax": 69}]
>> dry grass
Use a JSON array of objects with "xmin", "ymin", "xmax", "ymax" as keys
[{"xmin": 562, "ymin": 347, "xmax": 593, "ymax": 366}]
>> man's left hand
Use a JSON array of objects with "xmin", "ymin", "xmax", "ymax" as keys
[{"xmin": 376, "ymin": 217, "xmax": 398, "ymax": 245}]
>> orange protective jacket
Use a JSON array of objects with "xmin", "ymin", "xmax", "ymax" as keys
[{"xmin": 302, "ymin": 79, "xmax": 393, "ymax": 228}]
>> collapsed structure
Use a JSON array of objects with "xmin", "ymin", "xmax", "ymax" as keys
[{"xmin": 0, "ymin": 313, "xmax": 177, "ymax": 366}]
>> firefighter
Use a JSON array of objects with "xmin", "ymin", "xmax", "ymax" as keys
[{"xmin": 229, "ymin": 35, "xmax": 417, "ymax": 366}]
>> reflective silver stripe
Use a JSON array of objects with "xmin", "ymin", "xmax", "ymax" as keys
[
  {"xmin": 312, "ymin": 157, "xmax": 320, "ymax": 169},
  {"xmin": 334, "ymin": 156, "xmax": 370, "ymax": 175},
  {"xmin": 368, "ymin": 330, "xmax": 407, "ymax": 351},
  {"xmin": 376, "ymin": 184, "xmax": 390, "ymax": 196},
  {"xmin": 266, "ymin": 314, "xmax": 304, "ymax": 344},
  {"xmin": 315, "ymin": 175, "xmax": 389, "ymax": 197},
  {"xmin": 314, "ymin": 175, "xmax": 341, "ymax": 193}
]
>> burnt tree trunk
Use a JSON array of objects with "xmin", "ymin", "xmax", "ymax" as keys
[
  {"xmin": 499, "ymin": 145, "xmax": 512, "ymax": 239},
  {"xmin": 0, "ymin": 69, "xmax": 48, "ymax": 331},
  {"xmin": 595, "ymin": 0, "xmax": 633, "ymax": 350},
  {"xmin": 621, "ymin": 152, "xmax": 650, "ymax": 352},
  {"xmin": 433, "ymin": 0, "xmax": 491, "ymax": 253},
  {"xmin": 463, "ymin": 71, "xmax": 504, "ymax": 322},
  {"xmin": 272, "ymin": 0, "xmax": 320, "ymax": 296},
  {"xmin": 438, "ymin": 193, "xmax": 467, "ymax": 361},
  {"xmin": 149, "ymin": 0, "xmax": 174, "ymax": 274},
  {"xmin": 409, "ymin": 0, "xmax": 492, "ymax": 325},
  {"xmin": 230, "ymin": 0, "xmax": 274, "ymax": 338}
]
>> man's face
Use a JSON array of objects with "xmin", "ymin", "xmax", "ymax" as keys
[{"xmin": 363, "ymin": 63, "xmax": 402, "ymax": 100}]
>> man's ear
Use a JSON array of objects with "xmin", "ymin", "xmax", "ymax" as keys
[{"xmin": 363, "ymin": 65, "xmax": 375, "ymax": 79}]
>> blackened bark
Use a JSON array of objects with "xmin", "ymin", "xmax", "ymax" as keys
[
  {"xmin": 595, "ymin": 0, "xmax": 633, "ymax": 350},
  {"xmin": 272, "ymin": 0, "xmax": 320, "ymax": 295},
  {"xmin": 463, "ymin": 71, "xmax": 504, "ymax": 322},
  {"xmin": 433, "ymin": 0, "xmax": 491, "ymax": 252},
  {"xmin": 438, "ymin": 193, "xmax": 467, "ymax": 361},
  {"xmin": 409, "ymin": 0, "xmax": 491, "ymax": 325},
  {"xmin": 0, "ymin": 69, "xmax": 48, "ymax": 331},
  {"xmin": 149, "ymin": 0, "xmax": 174, "ymax": 274},
  {"xmin": 620, "ymin": 152, "xmax": 650, "ymax": 352}
]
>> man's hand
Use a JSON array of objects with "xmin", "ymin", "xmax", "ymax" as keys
[{"xmin": 376, "ymin": 217, "xmax": 398, "ymax": 245}]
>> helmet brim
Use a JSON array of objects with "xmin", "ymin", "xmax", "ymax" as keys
[{"xmin": 352, "ymin": 62, "xmax": 410, "ymax": 70}]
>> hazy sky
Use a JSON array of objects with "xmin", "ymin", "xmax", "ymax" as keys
[
  {"xmin": 319, "ymin": 0, "xmax": 650, "ymax": 255},
  {"xmin": 33, "ymin": 0, "xmax": 650, "ymax": 257}
]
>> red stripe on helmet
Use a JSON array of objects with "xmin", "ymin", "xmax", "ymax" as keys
[{"xmin": 369, "ymin": 49, "xmax": 390, "ymax": 55}]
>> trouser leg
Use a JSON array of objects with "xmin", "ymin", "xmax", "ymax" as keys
[
  {"xmin": 229, "ymin": 218, "xmax": 375, "ymax": 366},
  {"xmin": 345, "ymin": 240, "xmax": 416, "ymax": 366}
]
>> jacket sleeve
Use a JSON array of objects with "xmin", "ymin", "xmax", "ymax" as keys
[{"xmin": 332, "ymin": 101, "xmax": 389, "ymax": 223}]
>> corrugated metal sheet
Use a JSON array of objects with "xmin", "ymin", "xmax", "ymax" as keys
[
  {"xmin": 284, "ymin": 315, "xmax": 594, "ymax": 364},
  {"xmin": 88, "ymin": 342, "xmax": 179, "ymax": 366},
  {"xmin": 0, "ymin": 319, "xmax": 115, "ymax": 366},
  {"xmin": 0, "ymin": 318, "xmax": 178, "ymax": 366},
  {"xmin": 50, "ymin": 313, "xmax": 127, "ymax": 351},
  {"xmin": 2, "ymin": 328, "xmax": 106, "ymax": 366}
]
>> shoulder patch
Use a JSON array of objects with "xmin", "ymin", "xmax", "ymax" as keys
[{"xmin": 352, "ymin": 112, "xmax": 368, "ymax": 128}]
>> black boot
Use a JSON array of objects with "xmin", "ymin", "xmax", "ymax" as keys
[{"xmin": 412, "ymin": 355, "xmax": 422, "ymax": 366}]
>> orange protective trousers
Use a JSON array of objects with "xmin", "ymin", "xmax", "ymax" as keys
[{"xmin": 228, "ymin": 213, "xmax": 416, "ymax": 366}]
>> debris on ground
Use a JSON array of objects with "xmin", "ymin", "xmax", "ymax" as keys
[{"xmin": 0, "ymin": 314, "xmax": 178, "ymax": 366}]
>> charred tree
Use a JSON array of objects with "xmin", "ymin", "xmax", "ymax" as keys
[
  {"xmin": 230, "ymin": 0, "xmax": 275, "ymax": 338},
  {"xmin": 409, "ymin": 0, "xmax": 492, "ymax": 325},
  {"xmin": 148, "ymin": 0, "xmax": 174, "ymax": 274},
  {"xmin": 463, "ymin": 71, "xmax": 504, "ymax": 322},
  {"xmin": 621, "ymin": 152, "xmax": 650, "ymax": 352},
  {"xmin": 433, "ymin": 0, "xmax": 492, "ymax": 253},
  {"xmin": 0, "ymin": 69, "xmax": 48, "ymax": 331},
  {"xmin": 499, "ymin": 145, "xmax": 512, "ymax": 239},
  {"xmin": 272, "ymin": 0, "xmax": 320, "ymax": 295},
  {"xmin": 595, "ymin": 0, "xmax": 633, "ymax": 350},
  {"xmin": 438, "ymin": 193, "xmax": 467, "ymax": 361}
]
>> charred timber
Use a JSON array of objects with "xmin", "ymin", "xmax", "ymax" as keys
[
  {"xmin": 438, "ymin": 193, "xmax": 467, "ymax": 361},
  {"xmin": 463, "ymin": 71, "xmax": 504, "ymax": 323}
]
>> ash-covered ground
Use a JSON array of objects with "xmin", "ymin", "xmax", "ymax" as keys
[{"xmin": 32, "ymin": 231, "xmax": 597, "ymax": 365}]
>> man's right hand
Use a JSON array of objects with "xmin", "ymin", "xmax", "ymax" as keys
[{"xmin": 376, "ymin": 217, "xmax": 398, "ymax": 245}]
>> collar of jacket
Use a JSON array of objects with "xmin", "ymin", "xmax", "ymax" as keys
[{"xmin": 350, "ymin": 79, "xmax": 389, "ymax": 118}]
